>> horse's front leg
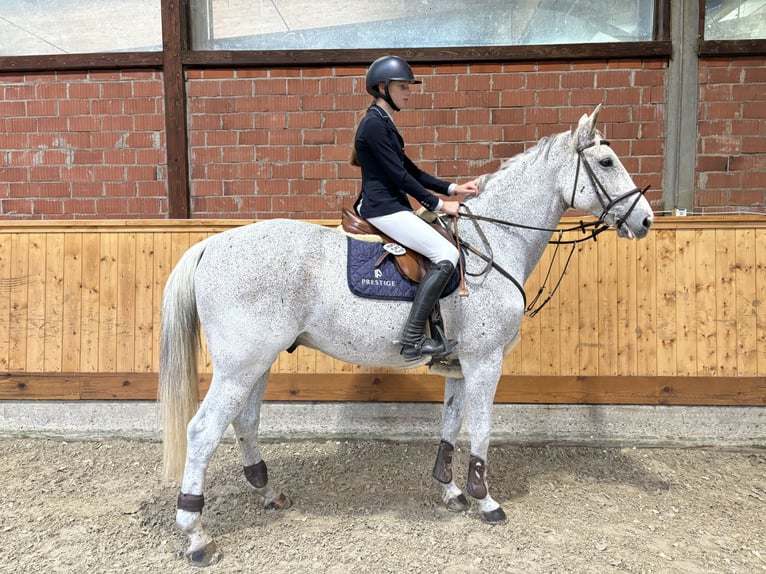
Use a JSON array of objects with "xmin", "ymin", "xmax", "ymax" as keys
[
  {"xmin": 433, "ymin": 376, "xmax": 470, "ymax": 512},
  {"xmin": 462, "ymin": 353, "xmax": 507, "ymax": 524},
  {"xmin": 232, "ymin": 373, "xmax": 291, "ymax": 511}
]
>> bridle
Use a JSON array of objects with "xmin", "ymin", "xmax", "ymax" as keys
[
  {"xmin": 573, "ymin": 139, "xmax": 649, "ymax": 231},
  {"xmin": 450, "ymin": 138, "xmax": 650, "ymax": 316}
]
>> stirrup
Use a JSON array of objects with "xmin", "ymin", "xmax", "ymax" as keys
[{"xmin": 400, "ymin": 336, "xmax": 457, "ymax": 361}]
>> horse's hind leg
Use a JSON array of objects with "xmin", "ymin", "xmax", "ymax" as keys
[
  {"xmin": 434, "ymin": 376, "xmax": 470, "ymax": 512},
  {"xmin": 176, "ymin": 372, "xmax": 259, "ymax": 566},
  {"xmin": 232, "ymin": 373, "xmax": 290, "ymax": 510}
]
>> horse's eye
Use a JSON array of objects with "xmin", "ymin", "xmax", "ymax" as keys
[{"xmin": 599, "ymin": 157, "xmax": 613, "ymax": 167}]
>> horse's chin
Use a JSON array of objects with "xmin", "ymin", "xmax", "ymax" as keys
[{"xmin": 617, "ymin": 226, "xmax": 636, "ymax": 240}]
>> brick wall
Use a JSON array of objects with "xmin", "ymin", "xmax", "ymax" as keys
[
  {"xmin": 3, "ymin": 57, "xmax": 763, "ymax": 220},
  {"xmin": 697, "ymin": 57, "xmax": 766, "ymax": 213},
  {"xmin": 187, "ymin": 61, "xmax": 667, "ymax": 219},
  {"xmin": 0, "ymin": 70, "xmax": 166, "ymax": 219}
]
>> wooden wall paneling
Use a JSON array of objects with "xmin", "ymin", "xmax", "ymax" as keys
[
  {"xmin": 2, "ymin": 218, "xmax": 765, "ymax": 405},
  {"xmin": 635, "ymin": 230, "xmax": 657, "ymax": 375},
  {"xmin": 80, "ymin": 232, "xmax": 101, "ymax": 372},
  {"xmin": 97, "ymin": 233, "xmax": 119, "ymax": 372},
  {"xmin": 756, "ymin": 229, "xmax": 766, "ymax": 375},
  {"xmin": 0, "ymin": 234, "xmax": 11, "ymax": 371},
  {"xmin": 538, "ymin": 245, "xmax": 562, "ymax": 376},
  {"xmin": 598, "ymin": 233, "xmax": 619, "ymax": 375},
  {"xmin": 26, "ymin": 233, "xmax": 46, "ymax": 372},
  {"xmin": 577, "ymin": 239, "xmax": 599, "ymax": 375},
  {"xmin": 694, "ymin": 228, "xmax": 717, "ymax": 375},
  {"xmin": 116, "ymin": 233, "xmax": 137, "ymax": 372},
  {"xmin": 44, "ymin": 233, "xmax": 65, "ymax": 372},
  {"xmin": 557, "ymin": 237, "xmax": 580, "ymax": 378},
  {"xmin": 735, "ymin": 228, "xmax": 758, "ymax": 376},
  {"xmin": 715, "ymin": 229, "xmax": 737, "ymax": 376},
  {"xmin": 616, "ymin": 237, "xmax": 638, "ymax": 375},
  {"xmin": 134, "ymin": 232, "xmax": 155, "ymax": 373},
  {"xmin": 62, "ymin": 233, "xmax": 83, "ymax": 372},
  {"xmin": 655, "ymin": 229, "xmax": 677, "ymax": 376},
  {"xmin": 675, "ymin": 228, "xmax": 697, "ymax": 375}
]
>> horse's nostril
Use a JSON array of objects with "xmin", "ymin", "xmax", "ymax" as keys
[{"xmin": 643, "ymin": 216, "xmax": 653, "ymax": 229}]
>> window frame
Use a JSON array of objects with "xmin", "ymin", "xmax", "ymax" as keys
[{"xmin": 698, "ymin": 0, "xmax": 766, "ymax": 56}]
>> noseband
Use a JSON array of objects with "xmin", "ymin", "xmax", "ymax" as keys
[{"xmin": 573, "ymin": 140, "xmax": 649, "ymax": 230}]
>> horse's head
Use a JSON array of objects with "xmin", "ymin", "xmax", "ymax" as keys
[{"xmin": 570, "ymin": 105, "xmax": 654, "ymax": 239}]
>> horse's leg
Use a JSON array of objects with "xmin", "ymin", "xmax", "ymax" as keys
[
  {"xmin": 231, "ymin": 373, "xmax": 291, "ymax": 510},
  {"xmin": 462, "ymin": 353, "xmax": 507, "ymax": 524},
  {"xmin": 175, "ymin": 371, "xmax": 258, "ymax": 566},
  {"xmin": 433, "ymin": 376, "xmax": 470, "ymax": 512}
]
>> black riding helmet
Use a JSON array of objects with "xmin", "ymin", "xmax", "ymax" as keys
[{"xmin": 365, "ymin": 55, "xmax": 422, "ymax": 112}]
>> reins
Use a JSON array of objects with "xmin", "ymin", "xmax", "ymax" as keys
[{"xmin": 449, "ymin": 139, "xmax": 649, "ymax": 317}]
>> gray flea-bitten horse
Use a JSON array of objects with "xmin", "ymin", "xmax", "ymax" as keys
[{"xmin": 159, "ymin": 106, "xmax": 653, "ymax": 565}]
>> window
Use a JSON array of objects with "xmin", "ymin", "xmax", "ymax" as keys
[
  {"xmin": 704, "ymin": 0, "xmax": 766, "ymax": 40},
  {"xmin": 0, "ymin": 0, "xmax": 161, "ymax": 56},
  {"xmin": 189, "ymin": 0, "xmax": 656, "ymax": 50}
]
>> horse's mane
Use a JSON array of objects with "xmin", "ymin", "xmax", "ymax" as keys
[
  {"xmin": 478, "ymin": 128, "xmax": 606, "ymax": 192},
  {"xmin": 479, "ymin": 131, "xmax": 570, "ymax": 191}
]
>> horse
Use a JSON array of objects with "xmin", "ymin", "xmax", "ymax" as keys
[{"xmin": 158, "ymin": 105, "xmax": 654, "ymax": 565}]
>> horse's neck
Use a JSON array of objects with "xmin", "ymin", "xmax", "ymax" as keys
[{"xmin": 468, "ymin": 142, "xmax": 571, "ymax": 282}]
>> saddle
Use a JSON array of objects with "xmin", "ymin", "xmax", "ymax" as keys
[{"xmin": 341, "ymin": 208, "xmax": 455, "ymax": 284}]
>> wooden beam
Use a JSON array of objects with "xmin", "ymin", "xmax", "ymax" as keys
[
  {"xmin": 2, "ymin": 372, "xmax": 764, "ymax": 406},
  {"xmin": 0, "ymin": 53, "xmax": 162, "ymax": 72},
  {"xmin": 182, "ymin": 42, "xmax": 672, "ymax": 68},
  {"xmin": 161, "ymin": 0, "xmax": 191, "ymax": 218}
]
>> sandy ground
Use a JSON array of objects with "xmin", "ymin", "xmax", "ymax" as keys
[{"xmin": 1, "ymin": 437, "xmax": 765, "ymax": 573}]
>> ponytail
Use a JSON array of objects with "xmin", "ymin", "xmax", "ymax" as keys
[{"xmin": 349, "ymin": 145, "xmax": 360, "ymax": 167}]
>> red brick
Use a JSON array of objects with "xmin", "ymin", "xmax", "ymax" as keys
[
  {"xmin": 206, "ymin": 131, "xmax": 238, "ymax": 147},
  {"xmin": 595, "ymin": 70, "xmax": 632, "ymax": 88},
  {"xmin": 499, "ymin": 90, "xmax": 535, "ymax": 108},
  {"xmin": 527, "ymin": 73, "xmax": 561, "ymax": 90},
  {"xmin": 743, "ymin": 102, "xmax": 766, "ymax": 118},
  {"xmin": 742, "ymin": 136, "xmax": 766, "ymax": 153},
  {"xmin": 729, "ymin": 189, "xmax": 765, "ymax": 204},
  {"xmin": 741, "ymin": 171, "xmax": 766, "ymax": 189},
  {"xmin": 69, "ymin": 116, "xmax": 101, "ymax": 132}
]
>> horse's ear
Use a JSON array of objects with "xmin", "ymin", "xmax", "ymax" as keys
[{"xmin": 574, "ymin": 104, "xmax": 602, "ymax": 148}]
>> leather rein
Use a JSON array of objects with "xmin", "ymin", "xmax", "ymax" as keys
[{"xmin": 450, "ymin": 140, "xmax": 650, "ymax": 317}]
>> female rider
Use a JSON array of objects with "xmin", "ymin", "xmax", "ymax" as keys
[{"xmin": 351, "ymin": 55, "xmax": 479, "ymax": 361}]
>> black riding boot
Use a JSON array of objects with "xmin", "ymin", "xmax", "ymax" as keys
[{"xmin": 399, "ymin": 260, "xmax": 457, "ymax": 361}]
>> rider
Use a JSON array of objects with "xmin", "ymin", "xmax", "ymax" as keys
[{"xmin": 351, "ymin": 55, "xmax": 480, "ymax": 361}]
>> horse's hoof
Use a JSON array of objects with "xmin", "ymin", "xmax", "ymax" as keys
[
  {"xmin": 187, "ymin": 541, "xmax": 221, "ymax": 567},
  {"xmin": 445, "ymin": 493, "xmax": 470, "ymax": 513},
  {"xmin": 265, "ymin": 493, "xmax": 291, "ymax": 510},
  {"xmin": 481, "ymin": 506, "xmax": 507, "ymax": 524}
]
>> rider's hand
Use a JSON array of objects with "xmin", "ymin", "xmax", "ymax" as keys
[
  {"xmin": 453, "ymin": 178, "xmax": 481, "ymax": 200},
  {"xmin": 439, "ymin": 201, "xmax": 462, "ymax": 217}
]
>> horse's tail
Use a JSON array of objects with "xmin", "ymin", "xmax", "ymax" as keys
[{"xmin": 158, "ymin": 238, "xmax": 209, "ymax": 483}]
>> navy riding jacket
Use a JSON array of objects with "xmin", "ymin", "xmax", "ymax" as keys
[{"xmin": 354, "ymin": 105, "xmax": 451, "ymax": 219}]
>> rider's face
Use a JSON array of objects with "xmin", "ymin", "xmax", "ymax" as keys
[{"xmin": 385, "ymin": 81, "xmax": 412, "ymax": 109}]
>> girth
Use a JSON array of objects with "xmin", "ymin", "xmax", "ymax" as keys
[{"xmin": 341, "ymin": 208, "xmax": 455, "ymax": 284}]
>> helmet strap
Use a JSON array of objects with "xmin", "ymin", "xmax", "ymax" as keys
[{"xmin": 383, "ymin": 81, "xmax": 400, "ymax": 112}]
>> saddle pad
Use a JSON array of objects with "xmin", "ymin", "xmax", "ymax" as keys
[{"xmin": 346, "ymin": 238, "xmax": 460, "ymax": 301}]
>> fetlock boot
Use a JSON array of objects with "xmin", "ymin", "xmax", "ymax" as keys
[{"xmin": 399, "ymin": 260, "xmax": 457, "ymax": 360}]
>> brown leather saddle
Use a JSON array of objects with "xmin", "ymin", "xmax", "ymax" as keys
[{"xmin": 341, "ymin": 208, "xmax": 456, "ymax": 284}]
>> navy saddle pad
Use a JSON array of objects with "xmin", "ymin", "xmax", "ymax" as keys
[{"xmin": 346, "ymin": 238, "xmax": 460, "ymax": 301}]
